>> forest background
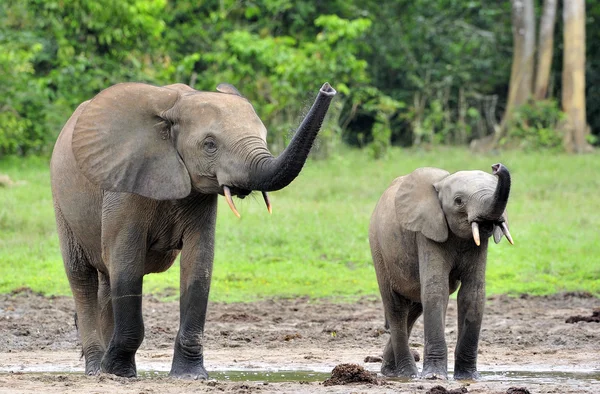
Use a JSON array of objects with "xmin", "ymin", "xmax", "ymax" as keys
[{"xmin": 1, "ymin": 0, "xmax": 599, "ymax": 157}]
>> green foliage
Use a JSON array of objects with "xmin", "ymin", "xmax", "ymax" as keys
[
  {"xmin": 0, "ymin": 0, "xmax": 168, "ymax": 155},
  {"xmin": 2, "ymin": 149, "xmax": 599, "ymax": 300},
  {"xmin": 347, "ymin": 0, "xmax": 513, "ymax": 147},
  {"xmin": 504, "ymin": 100, "xmax": 565, "ymax": 151},
  {"xmin": 1, "ymin": 0, "xmax": 600, "ymax": 154},
  {"xmin": 0, "ymin": 20, "xmax": 47, "ymax": 155},
  {"xmin": 161, "ymin": 7, "xmax": 373, "ymax": 153},
  {"xmin": 364, "ymin": 94, "xmax": 404, "ymax": 159}
]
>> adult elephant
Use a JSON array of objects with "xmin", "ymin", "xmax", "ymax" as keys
[
  {"xmin": 369, "ymin": 164, "xmax": 513, "ymax": 380},
  {"xmin": 50, "ymin": 82, "xmax": 336, "ymax": 378}
]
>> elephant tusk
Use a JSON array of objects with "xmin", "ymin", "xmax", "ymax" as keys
[
  {"xmin": 262, "ymin": 191, "xmax": 272, "ymax": 214},
  {"xmin": 223, "ymin": 186, "xmax": 241, "ymax": 218},
  {"xmin": 471, "ymin": 222, "xmax": 481, "ymax": 246},
  {"xmin": 501, "ymin": 222, "xmax": 514, "ymax": 245}
]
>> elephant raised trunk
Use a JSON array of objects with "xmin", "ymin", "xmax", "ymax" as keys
[
  {"xmin": 243, "ymin": 83, "xmax": 337, "ymax": 192},
  {"xmin": 471, "ymin": 163, "xmax": 513, "ymax": 246},
  {"xmin": 485, "ymin": 163, "xmax": 511, "ymax": 220}
]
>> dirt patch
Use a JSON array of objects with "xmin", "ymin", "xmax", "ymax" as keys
[
  {"xmin": 0, "ymin": 290, "xmax": 599, "ymax": 393},
  {"xmin": 323, "ymin": 363, "xmax": 381, "ymax": 386},
  {"xmin": 505, "ymin": 388, "xmax": 531, "ymax": 394},
  {"xmin": 426, "ymin": 385, "xmax": 468, "ymax": 394},
  {"xmin": 566, "ymin": 308, "xmax": 600, "ymax": 323},
  {"xmin": 364, "ymin": 355, "xmax": 384, "ymax": 363}
]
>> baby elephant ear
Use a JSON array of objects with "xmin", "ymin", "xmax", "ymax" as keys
[
  {"xmin": 216, "ymin": 83, "xmax": 242, "ymax": 96},
  {"xmin": 72, "ymin": 83, "xmax": 192, "ymax": 200},
  {"xmin": 395, "ymin": 167, "xmax": 450, "ymax": 243}
]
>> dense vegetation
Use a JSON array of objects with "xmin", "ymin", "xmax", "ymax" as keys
[
  {"xmin": 1, "ymin": 0, "xmax": 599, "ymax": 156},
  {"xmin": 1, "ymin": 149, "xmax": 599, "ymax": 300}
]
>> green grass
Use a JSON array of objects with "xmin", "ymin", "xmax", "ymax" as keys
[{"xmin": 1, "ymin": 147, "xmax": 599, "ymax": 302}]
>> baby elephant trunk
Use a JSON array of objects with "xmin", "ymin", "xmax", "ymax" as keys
[
  {"xmin": 484, "ymin": 163, "xmax": 511, "ymax": 221},
  {"xmin": 472, "ymin": 163, "xmax": 512, "ymax": 246}
]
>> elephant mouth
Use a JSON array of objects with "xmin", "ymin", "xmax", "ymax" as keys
[
  {"xmin": 470, "ymin": 219, "xmax": 513, "ymax": 246},
  {"xmin": 221, "ymin": 185, "xmax": 271, "ymax": 218}
]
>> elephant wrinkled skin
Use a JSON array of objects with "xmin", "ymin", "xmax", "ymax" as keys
[
  {"xmin": 369, "ymin": 164, "xmax": 513, "ymax": 380},
  {"xmin": 50, "ymin": 82, "xmax": 336, "ymax": 378}
]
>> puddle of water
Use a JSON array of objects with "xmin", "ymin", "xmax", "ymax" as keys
[
  {"xmin": 139, "ymin": 370, "xmax": 331, "ymax": 382},
  {"xmin": 479, "ymin": 370, "xmax": 600, "ymax": 384},
  {"xmin": 3, "ymin": 368, "xmax": 598, "ymax": 385}
]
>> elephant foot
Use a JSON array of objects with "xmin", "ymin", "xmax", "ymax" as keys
[
  {"xmin": 170, "ymin": 351, "xmax": 208, "ymax": 380},
  {"xmin": 169, "ymin": 367, "xmax": 209, "ymax": 380},
  {"xmin": 100, "ymin": 350, "xmax": 137, "ymax": 378},
  {"xmin": 83, "ymin": 349, "xmax": 104, "ymax": 376},
  {"xmin": 169, "ymin": 360, "xmax": 208, "ymax": 380},
  {"xmin": 84, "ymin": 359, "xmax": 102, "ymax": 376},
  {"xmin": 422, "ymin": 372, "xmax": 448, "ymax": 380},
  {"xmin": 454, "ymin": 369, "xmax": 480, "ymax": 380},
  {"xmin": 421, "ymin": 364, "xmax": 448, "ymax": 380},
  {"xmin": 381, "ymin": 359, "xmax": 418, "ymax": 378},
  {"xmin": 422, "ymin": 358, "xmax": 448, "ymax": 380}
]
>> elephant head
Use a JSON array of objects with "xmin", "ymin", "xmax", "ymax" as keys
[
  {"xmin": 71, "ymin": 82, "xmax": 336, "ymax": 216},
  {"xmin": 395, "ymin": 164, "xmax": 513, "ymax": 245}
]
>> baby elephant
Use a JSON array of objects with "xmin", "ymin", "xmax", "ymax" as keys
[{"xmin": 369, "ymin": 164, "xmax": 513, "ymax": 380}]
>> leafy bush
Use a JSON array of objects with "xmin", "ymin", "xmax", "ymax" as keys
[{"xmin": 503, "ymin": 100, "xmax": 565, "ymax": 151}]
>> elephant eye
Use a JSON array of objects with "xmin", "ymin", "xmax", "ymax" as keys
[
  {"xmin": 454, "ymin": 196, "xmax": 463, "ymax": 206},
  {"xmin": 203, "ymin": 138, "xmax": 217, "ymax": 154}
]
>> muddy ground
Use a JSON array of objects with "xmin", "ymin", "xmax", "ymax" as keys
[{"xmin": 0, "ymin": 289, "xmax": 599, "ymax": 393}]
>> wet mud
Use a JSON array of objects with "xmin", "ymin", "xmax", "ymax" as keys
[
  {"xmin": 0, "ymin": 289, "xmax": 599, "ymax": 393},
  {"xmin": 426, "ymin": 385, "xmax": 468, "ymax": 394},
  {"xmin": 565, "ymin": 307, "xmax": 600, "ymax": 323},
  {"xmin": 505, "ymin": 387, "xmax": 531, "ymax": 394}
]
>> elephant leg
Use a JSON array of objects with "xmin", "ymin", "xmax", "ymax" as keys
[
  {"xmin": 99, "ymin": 205, "xmax": 148, "ymax": 378},
  {"xmin": 419, "ymin": 241, "xmax": 450, "ymax": 379},
  {"xmin": 406, "ymin": 302, "xmax": 423, "ymax": 361},
  {"xmin": 100, "ymin": 258, "xmax": 144, "ymax": 378},
  {"xmin": 407, "ymin": 301, "xmax": 423, "ymax": 336},
  {"xmin": 100, "ymin": 272, "xmax": 144, "ymax": 377},
  {"xmin": 380, "ymin": 291, "xmax": 419, "ymax": 378},
  {"xmin": 55, "ymin": 208, "xmax": 103, "ymax": 375},
  {"xmin": 170, "ymin": 196, "xmax": 217, "ymax": 379},
  {"xmin": 453, "ymin": 256, "xmax": 487, "ymax": 380},
  {"xmin": 97, "ymin": 272, "xmax": 114, "ymax": 350}
]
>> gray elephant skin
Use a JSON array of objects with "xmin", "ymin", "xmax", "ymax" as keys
[
  {"xmin": 369, "ymin": 164, "xmax": 513, "ymax": 380},
  {"xmin": 50, "ymin": 82, "xmax": 336, "ymax": 378}
]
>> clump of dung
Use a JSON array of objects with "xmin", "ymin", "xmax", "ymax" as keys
[
  {"xmin": 426, "ymin": 385, "xmax": 468, "ymax": 394},
  {"xmin": 506, "ymin": 387, "xmax": 531, "ymax": 394},
  {"xmin": 565, "ymin": 308, "xmax": 600, "ymax": 323},
  {"xmin": 323, "ymin": 363, "xmax": 382, "ymax": 386}
]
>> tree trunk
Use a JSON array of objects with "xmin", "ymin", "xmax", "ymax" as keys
[
  {"xmin": 534, "ymin": 0, "xmax": 557, "ymax": 100},
  {"xmin": 501, "ymin": 0, "xmax": 536, "ymax": 132},
  {"xmin": 562, "ymin": 0, "xmax": 589, "ymax": 153}
]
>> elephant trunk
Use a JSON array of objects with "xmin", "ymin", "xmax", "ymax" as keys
[
  {"xmin": 483, "ymin": 163, "xmax": 511, "ymax": 220},
  {"xmin": 243, "ymin": 83, "xmax": 336, "ymax": 192}
]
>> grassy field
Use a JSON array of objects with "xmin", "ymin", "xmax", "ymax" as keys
[{"xmin": 1, "ymin": 147, "xmax": 599, "ymax": 302}]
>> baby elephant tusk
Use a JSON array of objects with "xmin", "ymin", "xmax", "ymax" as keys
[
  {"xmin": 471, "ymin": 222, "xmax": 481, "ymax": 246},
  {"xmin": 501, "ymin": 222, "xmax": 514, "ymax": 245},
  {"xmin": 262, "ymin": 191, "xmax": 272, "ymax": 214},
  {"xmin": 223, "ymin": 186, "xmax": 241, "ymax": 218}
]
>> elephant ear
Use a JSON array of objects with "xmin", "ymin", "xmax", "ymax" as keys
[
  {"xmin": 163, "ymin": 83, "xmax": 197, "ymax": 94},
  {"xmin": 395, "ymin": 167, "xmax": 450, "ymax": 243},
  {"xmin": 72, "ymin": 83, "xmax": 192, "ymax": 200},
  {"xmin": 493, "ymin": 211, "xmax": 510, "ymax": 244},
  {"xmin": 216, "ymin": 83, "xmax": 242, "ymax": 96}
]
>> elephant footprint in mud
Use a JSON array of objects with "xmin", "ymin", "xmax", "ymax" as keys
[
  {"xmin": 369, "ymin": 164, "xmax": 513, "ymax": 380},
  {"xmin": 51, "ymin": 82, "xmax": 336, "ymax": 378}
]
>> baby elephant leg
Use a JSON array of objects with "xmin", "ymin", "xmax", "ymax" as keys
[{"xmin": 381, "ymin": 292, "xmax": 419, "ymax": 378}]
